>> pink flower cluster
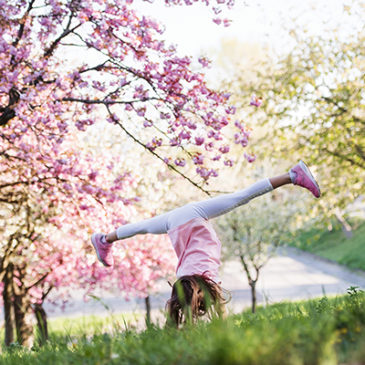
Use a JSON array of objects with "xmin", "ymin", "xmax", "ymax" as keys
[
  {"xmin": 0, "ymin": 0, "xmax": 255, "ymax": 308},
  {"xmin": 250, "ymin": 94, "xmax": 263, "ymax": 107}
]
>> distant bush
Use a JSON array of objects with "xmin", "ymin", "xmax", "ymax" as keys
[{"xmin": 288, "ymin": 221, "xmax": 365, "ymax": 271}]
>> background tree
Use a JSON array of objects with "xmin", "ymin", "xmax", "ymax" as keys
[
  {"xmin": 0, "ymin": 0, "xmax": 254, "ymax": 346},
  {"xmin": 224, "ymin": 18, "xmax": 364, "ymax": 230},
  {"xmin": 0, "ymin": 126, "xmax": 176, "ymax": 347},
  {"xmin": 1, "ymin": 0, "xmax": 252, "ymax": 192},
  {"xmin": 216, "ymin": 173, "xmax": 302, "ymax": 313}
]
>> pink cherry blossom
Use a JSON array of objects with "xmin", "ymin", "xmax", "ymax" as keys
[
  {"xmin": 198, "ymin": 57, "xmax": 211, "ymax": 68},
  {"xmin": 244, "ymin": 153, "xmax": 257, "ymax": 163},
  {"xmin": 224, "ymin": 159, "xmax": 234, "ymax": 167},
  {"xmin": 174, "ymin": 158, "xmax": 186, "ymax": 167},
  {"xmin": 250, "ymin": 94, "xmax": 263, "ymax": 107},
  {"xmin": 195, "ymin": 136, "xmax": 205, "ymax": 146},
  {"xmin": 0, "ymin": 0, "xmax": 255, "ymax": 334},
  {"xmin": 193, "ymin": 153, "xmax": 204, "ymax": 165},
  {"xmin": 219, "ymin": 145, "xmax": 230, "ymax": 154}
]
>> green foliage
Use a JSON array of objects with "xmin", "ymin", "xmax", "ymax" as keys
[
  {"xmin": 257, "ymin": 29, "xmax": 364, "ymax": 211},
  {"xmin": 222, "ymin": 6, "xmax": 364, "ymax": 223},
  {"xmin": 288, "ymin": 220, "xmax": 365, "ymax": 270},
  {"xmin": 1, "ymin": 293, "xmax": 364, "ymax": 365}
]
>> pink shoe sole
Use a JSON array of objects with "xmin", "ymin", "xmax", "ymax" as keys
[
  {"xmin": 299, "ymin": 160, "xmax": 321, "ymax": 197},
  {"xmin": 292, "ymin": 160, "xmax": 321, "ymax": 198},
  {"xmin": 91, "ymin": 233, "xmax": 113, "ymax": 267}
]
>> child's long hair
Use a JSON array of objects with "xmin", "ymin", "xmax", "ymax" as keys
[{"xmin": 166, "ymin": 274, "xmax": 229, "ymax": 326}]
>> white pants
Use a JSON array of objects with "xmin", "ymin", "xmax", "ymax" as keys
[{"xmin": 116, "ymin": 179, "xmax": 273, "ymax": 240}]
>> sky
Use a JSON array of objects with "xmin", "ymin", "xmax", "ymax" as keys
[{"xmin": 132, "ymin": 0, "xmax": 362, "ymax": 59}]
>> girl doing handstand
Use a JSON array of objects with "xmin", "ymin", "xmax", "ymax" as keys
[{"xmin": 91, "ymin": 161, "xmax": 320, "ymax": 326}]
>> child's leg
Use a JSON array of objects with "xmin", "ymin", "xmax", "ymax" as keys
[
  {"xmin": 106, "ymin": 174, "xmax": 291, "ymax": 243},
  {"xmin": 269, "ymin": 173, "xmax": 292, "ymax": 189},
  {"xmin": 185, "ymin": 175, "xmax": 290, "ymax": 222},
  {"xmin": 111, "ymin": 213, "xmax": 170, "ymax": 242},
  {"xmin": 110, "ymin": 202, "xmax": 208, "ymax": 242}
]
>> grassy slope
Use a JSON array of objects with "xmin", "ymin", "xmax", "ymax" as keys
[
  {"xmin": 1, "ymin": 293, "xmax": 364, "ymax": 365},
  {"xmin": 288, "ymin": 221, "xmax": 365, "ymax": 271}
]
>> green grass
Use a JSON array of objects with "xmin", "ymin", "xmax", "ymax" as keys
[
  {"xmin": 47, "ymin": 312, "xmax": 143, "ymax": 337},
  {"xmin": 1, "ymin": 290, "xmax": 364, "ymax": 365},
  {"xmin": 288, "ymin": 220, "xmax": 365, "ymax": 271}
]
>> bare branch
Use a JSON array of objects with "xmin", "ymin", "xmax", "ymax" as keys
[
  {"xmin": 239, "ymin": 254, "xmax": 252, "ymax": 284},
  {"xmin": 253, "ymin": 265, "xmax": 260, "ymax": 282}
]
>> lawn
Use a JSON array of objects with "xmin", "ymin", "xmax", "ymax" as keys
[
  {"xmin": 288, "ymin": 220, "xmax": 365, "ymax": 271},
  {"xmin": 1, "ymin": 290, "xmax": 364, "ymax": 365}
]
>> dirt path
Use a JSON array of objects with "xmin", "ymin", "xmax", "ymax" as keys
[
  {"xmin": 222, "ymin": 246, "xmax": 365, "ymax": 313},
  {"xmin": 42, "ymin": 247, "xmax": 365, "ymax": 318}
]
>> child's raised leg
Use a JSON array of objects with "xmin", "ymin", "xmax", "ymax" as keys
[{"xmin": 109, "ymin": 177, "xmax": 278, "ymax": 244}]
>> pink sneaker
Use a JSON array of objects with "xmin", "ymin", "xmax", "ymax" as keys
[
  {"xmin": 91, "ymin": 233, "xmax": 114, "ymax": 267},
  {"xmin": 290, "ymin": 160, "xmax": 321, "ymax": 198}
]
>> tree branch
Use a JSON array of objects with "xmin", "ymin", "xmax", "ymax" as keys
[
  {"xmin": 0, "ymin": 176, "xmax": 68, "ymax": 190},
  {"xmin": 62, "ymin": 96, "xmax": 160, "ymax": 105},
  {"xmin": 0, "ymin": 88, "xmax": 21, "ymax": 126},
  {"xmin": 322, "ymin": 146, "xmax": 365, "ymax": 169},
  {"xmin": 322, "ymin": 96, "xmax": 365, "ymax": 125},
  {"xmin": 12, "ymin": 0, "xmax": 36, "ymax": 49},
  {"xmin": 41, "ymin": 284, "xmax": 54, "ymax": 301},
  {"xmin": 105, "ymin": 105, "xmax": 211, "ymax": 196},
  {"xmin": 239, "ymin": 254, "xmax": 252, "ymax": 284},
  {"xmin": 26, "ymin": 272, "xmax": 50, "ymax": 291},
  {"xmin": 44, "ymin": 21, "xmax": 82, "ymax": 59},
  {"xmin": 79, "ymin": 60, "xmax": 112, "ymax": 74}
]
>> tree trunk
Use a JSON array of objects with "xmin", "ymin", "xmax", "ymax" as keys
[
  {"xmin": 3, "ymin": 269, "xmax": 15, "ymax": 346},
  {"xmin": 34, "ymin": 303, "xmax": 48, "ymax": 345},
  {"xmin": 335, "ymin": 211, "xmax": 353, "ymax": 238},
  {"xmin": 145, "ymin": 296, "xmax": 151, "ymax": 326},
  {"xmin": 250, "ymin": 282, "xmax": 257, "ymax": 313},
  {"xmin": 13, "ymin": 293, "xmax": 34, "ymax": 348}
]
